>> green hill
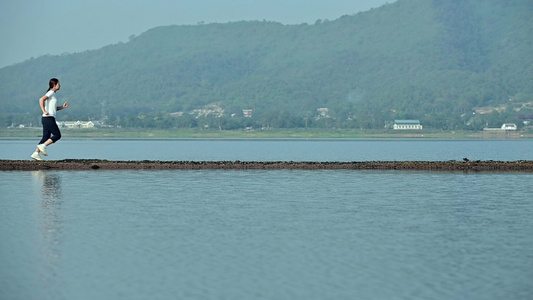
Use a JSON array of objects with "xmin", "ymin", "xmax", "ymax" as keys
[{"xmin": 1, "ymin": 0, "xmax": 532, "ymax": 130}]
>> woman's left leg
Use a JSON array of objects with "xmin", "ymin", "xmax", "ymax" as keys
[
  {"xmin": 43, "ymin": 119, "xmax": 62, "ymax": 146},
  {"xmin": 36, "ymin": 117, "xmax": 61, "ymax": 153}
]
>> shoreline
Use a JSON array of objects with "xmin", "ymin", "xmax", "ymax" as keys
[{"xmin": 2, "ymin": 159, "xmax": 532, "ymax": 172}]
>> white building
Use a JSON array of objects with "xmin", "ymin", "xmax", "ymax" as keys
[
  {"xmin": 317, "ymin": 108, "xmax": 329, "ymax": 117},
  {"xmin": 393, "ymin": 120, "xmax": 423, "ymax": 130},
  {"xmin": 501, "ymin": 123, "xmax": 517, "ymax": 130},
  {"xmin": 484, "ymin": 123, "xmax": 518, "ymax": 131},
  {"xmin": 58, "ymin": 120, "xmax": 95, "ymax": 128},
  {"xmin": 242, "ymin": 109, "xmax": 253, "ymax": 117}
]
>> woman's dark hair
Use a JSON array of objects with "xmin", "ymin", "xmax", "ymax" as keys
[{"xmin": 47, "ymin": 78, "xmax": 59, "ymax": 92}]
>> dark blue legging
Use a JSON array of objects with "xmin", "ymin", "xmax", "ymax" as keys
[{"xmin": 39, "ymin": 117, "xmax": 62, "ymax": 144}]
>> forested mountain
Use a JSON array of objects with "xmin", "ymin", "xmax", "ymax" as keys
[{"xmin": 1, "ymin": 0, "xmax": 532, "ymax": 130}]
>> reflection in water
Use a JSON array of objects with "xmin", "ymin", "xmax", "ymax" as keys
[{"xmin": 31, "ymin": 171, "xmax": 63, "ymax": 283}]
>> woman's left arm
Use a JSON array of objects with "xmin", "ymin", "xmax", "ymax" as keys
[{"xmin": 57, "ymin": 102, "xmax": 69, "ymax": 110}]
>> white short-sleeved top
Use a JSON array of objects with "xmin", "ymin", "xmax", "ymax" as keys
[{"xmin": 42, "ymin": 90, "xmax": 58, "ymax": 117}]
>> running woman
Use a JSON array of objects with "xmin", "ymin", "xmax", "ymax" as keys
[{"xmin": 31, "ymin": 78, "xmax": 69, "ymax": 161}]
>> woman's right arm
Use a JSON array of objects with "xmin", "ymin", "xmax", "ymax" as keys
[{"xmin": 39, "ymin": 95, "xmax": 49, "ymax": 115}]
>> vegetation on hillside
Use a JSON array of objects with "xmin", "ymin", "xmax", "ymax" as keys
[{"xmin": 1, "ymin": 0, "xmax": 532, "ymax": 131}]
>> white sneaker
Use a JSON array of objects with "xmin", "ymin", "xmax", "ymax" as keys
[
  {"xmin": 37, "ymin": 144, "xmax": 47, "ymax": 156},
  {"xmin": 31, "ymin": 152, "xmax": 43, "ymax": 161}
]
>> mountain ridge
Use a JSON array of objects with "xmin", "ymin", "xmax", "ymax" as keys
[{"xmin": 1, "ymin": 0, "xmax": 532, "ymax": 130}]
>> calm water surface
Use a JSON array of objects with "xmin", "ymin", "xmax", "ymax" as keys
[
  {"xmin": 1, "ymin": 169, "xmax": 532, "ymax": 300},
  {"xmin": 1, "ymin": 138, "xmax": 533, "ymax": 161}
]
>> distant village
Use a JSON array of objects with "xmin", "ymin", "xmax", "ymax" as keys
[
  {"xmin": 6, "ymin": 101, "xmax": 530, "ymax": 133},
  {"xmin": 8, "ymin": 120, "xmax": 108, "ymax": 129}
]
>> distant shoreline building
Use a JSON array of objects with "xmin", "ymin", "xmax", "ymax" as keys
[
  {"xmin": 393, "ymin": 120, "xmax": 423, "ymax": 130},
  {"xmin": 483, "ymin": 123, "xmax": 517, "ymax": 131},
  {"xmin": 58, "ymin": 120, "xmax": 95, "ymax": 128}
]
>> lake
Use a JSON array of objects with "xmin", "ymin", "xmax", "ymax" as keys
[
  {"xmin": 1, "ymin": 138, "xmax": 533, "ymax": 161},
  {"xmin": 1, "ymin": 138, "xmax": 532, "ymax": 299}
]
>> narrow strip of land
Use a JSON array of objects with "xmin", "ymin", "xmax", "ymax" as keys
[{"xmin": 1, "ymin": 160, "xmax": 532, "ymax": 171}]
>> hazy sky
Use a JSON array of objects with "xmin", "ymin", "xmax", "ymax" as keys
[{"xmin": 1, "ymin": 0, "xmax": 395, "ymax": 68}]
